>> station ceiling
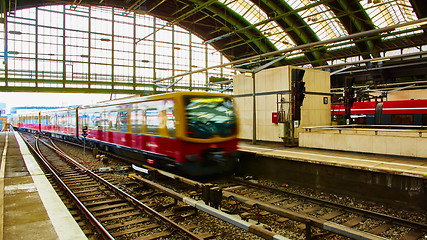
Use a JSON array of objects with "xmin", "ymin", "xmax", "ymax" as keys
[{"xmin": 4, "ymin": 0, "xmax": 427, "ymax": 89}]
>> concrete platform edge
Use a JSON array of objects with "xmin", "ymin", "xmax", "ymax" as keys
[
  {"xmin": 0, "ymin": 133, "xmax": 8, "ymax": 240},
  {"xmin": 14, "ymin": 131, "xmax": 87, "ymax": 240}
]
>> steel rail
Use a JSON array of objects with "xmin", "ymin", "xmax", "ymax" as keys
[
  {"xmin": 37, "ymin": 136, "xmax": 202, "ymax": 240},
  {"xmin": 25, "ymin": 134, "xmax": 115, "ymax": 240},
  {"xmin": 231, "ymin": 177, "xmax": 427, "ymax": 231},
  {"xmin": 136, "ymin": 164, "xmax": 427, "ymax": 238}
]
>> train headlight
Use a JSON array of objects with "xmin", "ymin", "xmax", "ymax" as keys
[{"xmin": 186, "ymin": 154, "xmax": 198, "ymax": 162}]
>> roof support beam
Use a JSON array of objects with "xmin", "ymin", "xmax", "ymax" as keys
[
  {"xmin": 254, "ymin": 0, "xmax": 322, "ymax": 65},
  {"xmin": 190, "ymin": 0, "xmax": 277, "ymax": 56},
  {"xmin": 325, "ymin": 0, "xmax": 379, "ymax": 59},
  {"xmin": 153, "ymin": 17, "xmax": 427, "ymax": 83}
]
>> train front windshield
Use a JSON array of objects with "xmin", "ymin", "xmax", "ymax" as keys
[{"xmin": 184, "ymin": 96, "xmax": 237, "ymax": 139}]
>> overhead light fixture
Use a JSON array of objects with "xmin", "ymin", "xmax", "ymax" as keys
[
  {"xmin": 8, "ymin": 51, "xmax": 19, "ymax": 54},
  {"xmin": 370, "ymin": 58, "xmax": 390, "ymax": 63},
  {"xmin": 9, "ymin": 30, "xmax": 22, "ymax": 34},
  {"xmin": 141, "ymin": 60, "xmax": 149, "ymax": 63},
  {"xmin": 80, "ymin": 54, "xmax": 89, "ymax": 58},
  {"xmin": 100, "ymin": 38, "xmax": 111, "ymax": 42}
]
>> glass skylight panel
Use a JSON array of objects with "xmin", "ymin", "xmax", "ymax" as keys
[
  {"xmin": 288, "ymin": 1, "xmax": 348, "ymax": 41},
  {"xmin": 361, "ymin": 0, "xmax": 417, "ymax": 29},
  {"xmin": 219, "ymin": 0, "xmax": 295, "ymax": 51}
]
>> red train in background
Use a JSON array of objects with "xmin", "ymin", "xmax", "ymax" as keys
[
  {"xmin": 331, "ymin": 99, "xmax": 427, "ymax": 125},
  {"xmin": 12, "ymin": 92, "xmax": 239, "ymax": 177}
]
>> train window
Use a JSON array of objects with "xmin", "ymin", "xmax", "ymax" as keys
[
  {"xmin": 167, "ymin": 107, "xmax": 175, "ymax": 137},
  {"xmin": 146, "ymin": 108, "xmax": 159, "ymax": 135},
  {"xmin": 391, "ymin": 114, "xmax": 413, "ymax": 125},
  {"xmin": 131, "ymin": 109, "xmax": 143, "ymax": 134},
  {"xmin": 41, "ymin": 116, "xmax": 47, "ymax": 125},
  {"xmin": 422, "ymin": 115, "xmax": 427, "ymax": 125},
  {"xmin": 70, "ymin": 113, "xmax": 76, "ymax": 127},
  {"xmin": 184, "ymin": 96, "xmax": 237, "ymax": 139},
  {"xmin": 49, "ymin": 114, "xmax": 55, "ymax": 125},
  {"xmin": 100, "ymin": 112, "xmax": 109, "ymax": 130},
  {"xmin": 119, "ymin": 111, "xmax": 128, "ymax": 132},
  {"xmin": 110, "ymin": 111, "xmax": 118, "ymax": 130},
  {"xmin": 91, "ymin": 112, "xmax": 100, "ymax": 128},
  {"xmin": 58, "ymin": 114, "xmax": 63, "ymax": 126},
  {"xmin": 351, "ymin": 115, "xmax": 366, "ymax": 124},
  {"xmin": 81, "ymin": 112, "xmax": 89, "ymax": 128}
]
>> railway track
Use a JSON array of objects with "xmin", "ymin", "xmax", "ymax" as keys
[
  {"xmin": 218, "ymin": 178, "xmax": 427, "ymax": 240},
  {"xmin": 132, "ymin": 167, "xmax": 427, "ymax": 240},
  {"xmin": 21, "ymin": 132, "xmax": 283, "ymax": 240},
  {"xmin": 21, "ymin": 133, "xmax": 203, "ymax": 240},
  {"xmin": 18, "ymin": 131, "xmax": 427, "ymax": 239}
]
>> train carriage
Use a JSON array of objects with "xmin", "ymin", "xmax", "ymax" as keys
[
  {"xmin": 12, "ymin": 92, "xmax": 239, "ymax": 176},
  {"xmin": 331, "ymin": 99, "xmax": 427, "ymax": 125}
]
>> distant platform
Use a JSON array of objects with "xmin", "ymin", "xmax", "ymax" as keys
[
  {"xmin": 239, "ymin": 140, "xmax": 427, "ymax": 179},
  {"xmin": 238, "ymin": 140, "xmax": 427, "ymax": 209},
  {"xmin": 299, "ymin": 125, "xmax": 427, "ymax": 159},
  {"xmin": 0, "ymin": 131, "xmax": 86, "ymax": 240}
]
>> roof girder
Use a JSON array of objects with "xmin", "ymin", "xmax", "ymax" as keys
[
  {"xmin": 254, "ymin": 0, "xmax": 323, "ymax": 65},
  {"xmin": 325, "ymin": 0, "xmax": 379, "ymax": 59},
  {"xmin": 2, "ymin": 0, "xmax": 427, "ymax": 68}
]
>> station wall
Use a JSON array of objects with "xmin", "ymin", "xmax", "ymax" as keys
[{"xmin": 233, "ymin": 65, "xmax": 331, "ymax": 143}]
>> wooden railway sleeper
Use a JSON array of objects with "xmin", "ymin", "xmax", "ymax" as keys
[{"xmin": 305, "ymin": 219, "xmax": 313, "ymax": 240}]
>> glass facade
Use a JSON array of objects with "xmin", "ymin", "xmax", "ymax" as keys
[
  {"xmin": 1, "ymin": 5, "xmax": 235, "ymax": 94},
  {"xmin": 0, "ymin": 1, "xmax": 423, "ymax": 94}
]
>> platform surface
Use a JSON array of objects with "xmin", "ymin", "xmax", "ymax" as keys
[
  {"xmin": 239, "ymin": 141, "xmax": 427, "ymax": 179},
  {"xmin": 0, "ymin": 131, "xmax": 86, "ymax": 240}
]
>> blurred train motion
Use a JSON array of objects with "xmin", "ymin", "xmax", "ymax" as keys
[
  {"xmin": 11, "ymin": 92, "xmax": 239, "ymax": 176},
  {"xmin": 331, "ymin": 99, "xmax": 427, "ymax": 125}
]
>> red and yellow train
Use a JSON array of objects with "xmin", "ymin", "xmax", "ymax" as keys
[{"xmin": 12, "ymin": 92, "xmax": 239, "ymax": 176}]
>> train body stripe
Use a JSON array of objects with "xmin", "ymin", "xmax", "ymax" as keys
[{"xmin": 383, "ymin": 107, "xmax": 427, "ymax": 114}]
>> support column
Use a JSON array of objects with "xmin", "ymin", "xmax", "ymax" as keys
[
  {"xmin": 171, "ymin": 25, "xmax": 175, "ymax": 92},
  {"xmin": 35, "ymin": 7, "xmax": 38, "ymax": 87},
  {"xmin": 153, "ymin": 17, "xmax": 157, "ymax": 93},
  {"xmin": 252, "ymin": 72, "xmax": 256, "ymax": 144},
  {"xmin": 205, "ymin": 43, "xmax": 208, "ymax": 91},
  {"xmin": 88, "ymin": 6, "xmax": 92, "ymax": 89},
  {"xmin": 2, "ymin": 0, "xmax": 8, "ymax": 84},
  {"xmin": 62, "ymin": 5, "xmax": 66, "ymax": 88},
  {"xmin": 133, "ymin": 13, "xmax": 136, "ymax": 91},
  {"xmin": 111, "ymin": 8, "xmax": 115, "ymax": 93},
  {"xmin": 189, "ymin": 32, "xmax": 192, "ymax": 91}
]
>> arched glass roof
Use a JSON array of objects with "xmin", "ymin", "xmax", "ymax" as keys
[
  {"xmin": 1, "ymin": 0, "xmax": 427, "ymax": 93},
  {"xmin": 221, "ymin": 0, "xmax": 419, "ymax": 51},
  {"xmin": 219, "ymin": 0, "xmax": 293, "ymax": 50},
  {"xmin": 364, "ymin": 0, "xmax": 417, "ymax": 28}
]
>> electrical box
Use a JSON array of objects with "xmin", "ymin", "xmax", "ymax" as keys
[{"xmin": 272, "ymin": 112, "xmax": 278, "ymax": 124}]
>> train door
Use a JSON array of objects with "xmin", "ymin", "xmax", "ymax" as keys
[{"xmin": 375, "ymin": 102, "xmax": 383, "ymax": 125}]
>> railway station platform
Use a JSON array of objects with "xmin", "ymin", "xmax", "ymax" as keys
[
  {"xmin": 239, "ymin": 141, "xmax": 427, "ymax": 179},
  {"xmin": 238, "ymin": 140, "xmax": 427, "ymax": 210},
  {"xmin": 0, "ymin": 131, "xmax": 86, "ymax": 240}
]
